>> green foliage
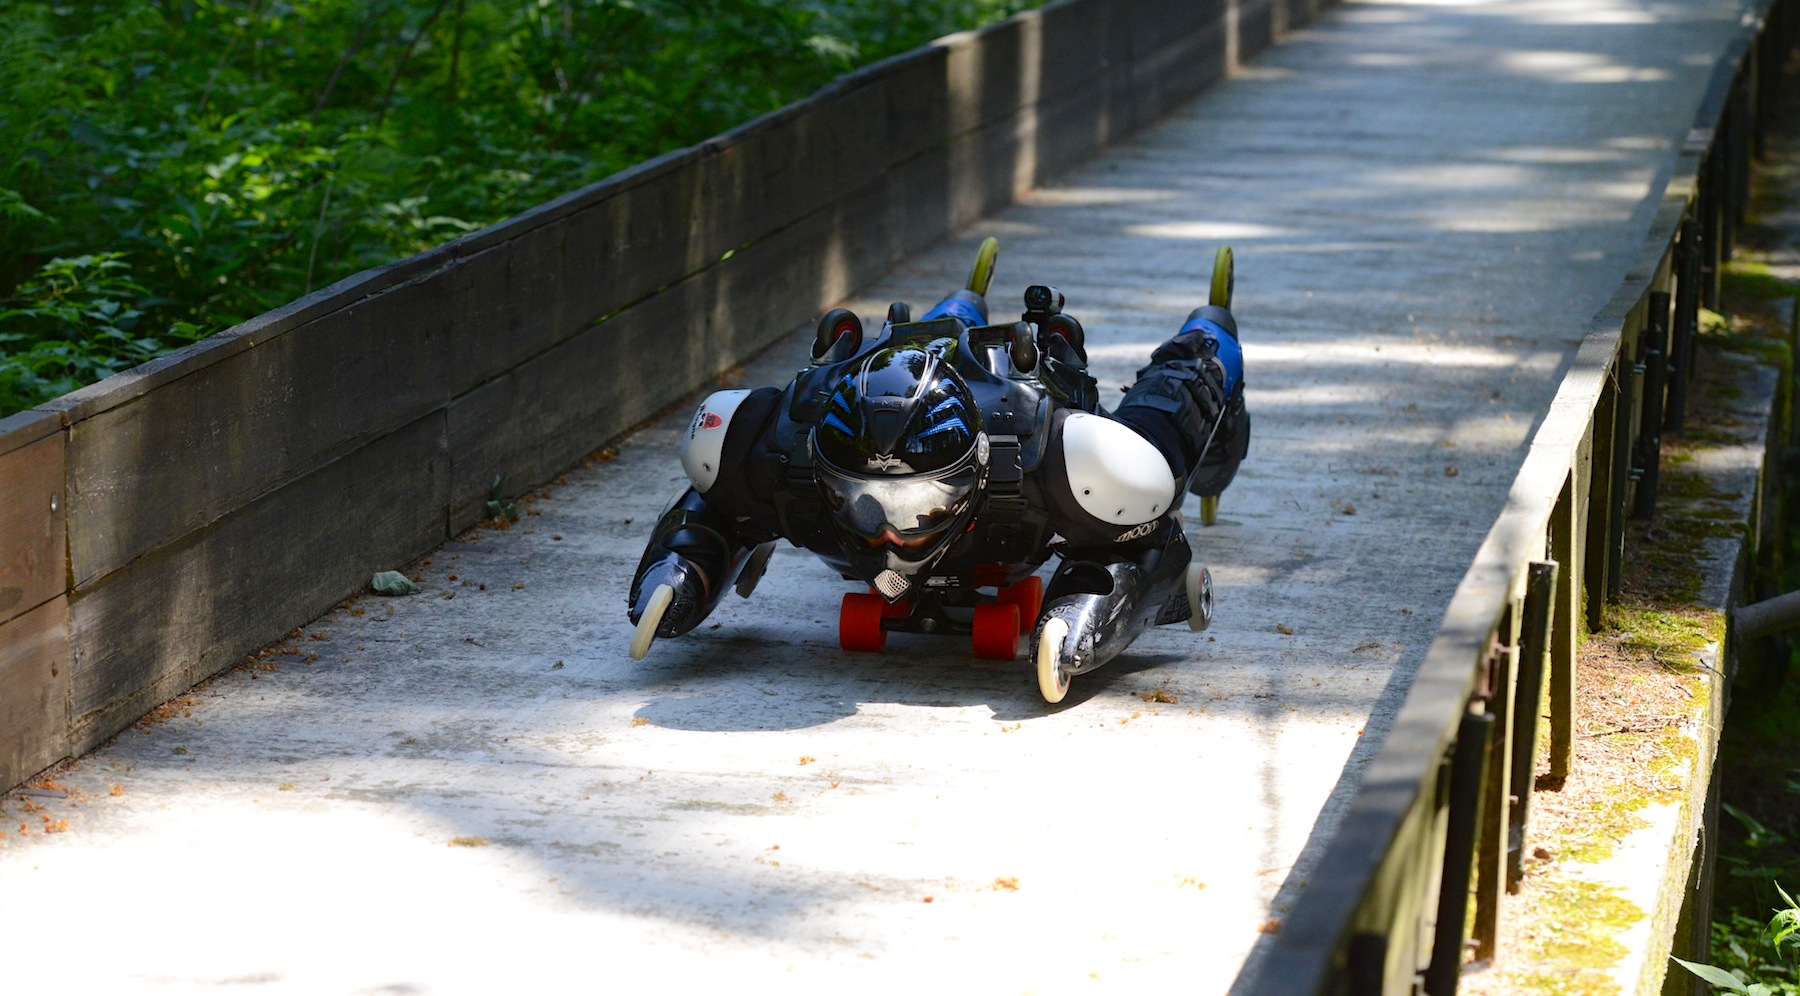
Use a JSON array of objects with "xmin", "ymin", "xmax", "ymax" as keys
[
  {"xmin": 0, "ymin": 0, "xmax": 1036, "ymax": 416},
  {"xmin": 1681, "ymin": 882, "xmax": 1800, "ymax": 995},
  {"xmin": 0, "ymin": 253, "xmax": 206, "ymax": 413}
]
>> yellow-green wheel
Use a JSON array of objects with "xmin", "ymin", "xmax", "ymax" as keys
[
  {"xmin": 967, "ymin": 237, "xmax": 999, "ymax": 297},
  {"xmin": 1209, "ymin": 246, "xmax": 1234, "ymax": 309},
  {"xmin": 1200, "ymin": 494, "xmax": 1219, "ymax": 527}
]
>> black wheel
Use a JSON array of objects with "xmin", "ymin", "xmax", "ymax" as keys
[
  {"xmin": 814, "ymin": 308, "xmax": 862, "ymax": 361},
  {"xmin": 1041, "ymin": 313, "xmax": 1085, "ymax": 360}
]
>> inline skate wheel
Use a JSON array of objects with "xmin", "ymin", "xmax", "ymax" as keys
[
  {"xmin": 972, "ymin": 602, "xmax": 1021, "ymax": 660},
  {"xmin": 841, "ymin": 592, "xmax": 888, "ymax": 652},
  {"xmin": 968, "ymin": 237, "xmax": 999, "ymax": 297},
  {"xmin": 1200, "ymin": 494, "xmax": 1219, "ymax": 527},
  {"xmin": 1186, "ymin": 564, "xmax": 1214, "ymax": 633},
  {"xmin": 1209, "ymin": 245, "xmax": 1234, "ymax": 309},
  {"xmin": 630, "ymin": 583, "xmax": 675, "ymax": 660},
  {"xmin": 1036, "ymin": 616, "xmax": 1072, "ymax": 704}
]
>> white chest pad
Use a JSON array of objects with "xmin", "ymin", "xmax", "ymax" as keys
[
  {"xmin": 679, "ymin": 389, "xmax": 753, "ymax": 493},
  {"xmin": 1060, "ymin": 412, "xmax": 1180, "ymax": 526}
]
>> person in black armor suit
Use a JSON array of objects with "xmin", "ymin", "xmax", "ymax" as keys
[{"xmin": 627, "ymin": 238, "xmax": 1249, "ymax": 703}]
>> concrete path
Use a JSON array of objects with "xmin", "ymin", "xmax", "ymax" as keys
[{"xmin": 0, "ymin": 1, "xmax": 1753, "ymax": 992}]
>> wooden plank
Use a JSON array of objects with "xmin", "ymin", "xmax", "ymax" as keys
[
  {"xmin": 879, "ymin": 46, "xmax": 955, "ymax": 166},
  {"xmin": 66, "ymin": 413, "xmax": 448, "ymax": 750},
  {"xmin": 1238, "ymin": 0, "xmax": 1283, "ymax": 60},
  {"xmin": 441, "ymin": 244, "xmax": 520, "ymax": 399},
  {"xmin": 446, "ymin": 172, "xmax": 912, "ymax": 530},
  {"xmin": 1040, "ymin": 0, "xmax": 1136, "ymax": 150},
  {"xmin": 1035, "ymin": 0, "xmax": 1117, "ymax": 110},
  {"xmin": 0, "ymin": 407, "xmax": 63, "ymax": 457},
  {"xmin": 943, "ymin": 95, "xmax": 1061, "ymax": 233},
  {"xmin": 66, "ymin": 274, "xmax": 454, "ymax": 587},
  {"xmin": 0, "ymin": 595, "xmax": 71, "ymax": 791},
  {"xmin": 747, "ymin": 70, "xmax": 893, "ymax": 235},
  {"xmin": 959, "ymin": 16, "xmax": 1029, "ymax": 131},
  {"xmin": 448, "ymin": 281, "xmax": 707, "ymax": 531},
  {"xmin": 0, "ymin": 423, "xmax": 66, "ymax": 627},
  {"xmin": 1128, "ymin": 0, "xmax": 1231, "ymax": 124},
  {"xmin": 884, "ymin": 147, "xmax": 957, "ymax": 256},
  {"xmin": 552, "ymin": 174, "xmax": 696, "ymax": 340}
]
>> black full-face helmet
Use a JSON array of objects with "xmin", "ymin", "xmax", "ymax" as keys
[{"xmin": 813, "ymin": 344, "xmax": 987, "ymax": 575}]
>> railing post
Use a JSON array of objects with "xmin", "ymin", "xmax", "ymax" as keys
[
  {"xmin": 1700, "ymin": 141, "xmax": 1724, "ymax": 309},
  {"xmin": 1585, "ymin": 385, "xmax": 1613, "ymax": 631},
  {"xmin": 1548, "ymin": 476, "xmax": 1579, "ymax": 782},
  {"xmin": 1473, "ymin": 609, "xmax": 1519, "ymax": 961},
  {"xmin": 1731, "ymin": 64, "xmax": 1753, "ymax": 234},
  {"xmin": 1349, "ymin": 933, "xmax": 1388, "ymax": 995},
  {"xmin": 1508, "ymin": 561, "xmax": 1559, "ymax": 892},
  {"xmin": 1720, "ymin": 84, "xmax": 1740, "ymax": 265},
  {"xmin": 1607, "ymin": 362, "xmax": 1633, "ymax": 600},
  {"xmin": 1668, "ymin": 218, "xmax": 1700, "ymax": 431},
  {"xmin": 1634, "ymin": 292, "xmax": 1671, "ymax": 519},
  {"xmin": 1424, "ymin": 711, "xmax": 1496, "ymax": 996}
]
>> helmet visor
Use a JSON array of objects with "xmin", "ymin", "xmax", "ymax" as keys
[{"xmin": 816, "ymin": 460, "xmax": 978, "ymax": 542}]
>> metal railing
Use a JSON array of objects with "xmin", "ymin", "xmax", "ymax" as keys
[{"xmin": 1250, "ymin": 3, "xmax": 1798, "ymax": 991}]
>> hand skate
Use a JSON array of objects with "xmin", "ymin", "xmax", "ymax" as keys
[
  {"xmin": 626, "ymin": 490, "xmax": 771, "ymax": 660},
  {"xmin": 1030, "ymin": 524, "xmax": 1212, "ymax": 704}
]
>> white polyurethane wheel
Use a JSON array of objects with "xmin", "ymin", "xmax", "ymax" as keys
[
  {"xmin": 1186, "ymin": 563, "xmax": 1214, "ymax": 633},
  {"xmin": 630, "ymin": 583, "xmax": 675, "ymax": 660},
  {"xmin": 1036, "ymin": 616, "xmax": 1072, "ymax": 704}
]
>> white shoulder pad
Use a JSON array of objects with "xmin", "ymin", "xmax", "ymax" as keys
[
  {"xmin": 679, "ymin": 389, "xmax": 753, "ymax": 493},
  {"xmin": 1061, "ymin": 412, "xmax": 1180, "ymax": 526}
]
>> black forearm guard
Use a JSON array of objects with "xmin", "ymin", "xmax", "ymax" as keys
[{"xmin": 1113, "ymin": 339, "xmax": 1228, "ymax": 483}]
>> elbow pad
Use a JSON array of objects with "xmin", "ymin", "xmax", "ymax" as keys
[
  {"xmin": 679, "ymin": 390, "xmax": 756, "ymax": 492},
  {"xmin": 1058, "ymin": 412, "xmax": 1180, "ymax": 526}
]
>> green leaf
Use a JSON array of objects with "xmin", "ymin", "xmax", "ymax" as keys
[
  {"xmin": 1671, "ymin": 956, "xmax": 1751, "ymax": 992},
  {"xmin": 1725, "ymin": 804, "xmax": 1784, "ymax": 849}
]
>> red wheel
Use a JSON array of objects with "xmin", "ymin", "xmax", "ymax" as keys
[
  {"xmin": 870, "ymin": 589, "xmax": 914, "ymax": 620},
  {"xmin": 971, "ymin": 603, "xmax": 1020, "ymax": 660},
  {"xmin": 997, "ymin": 576, "xmax": 1043, "ymax": 633},
  {"xmin": 840, "ymin": 592, "xmax": 887, "ymax": 652}
]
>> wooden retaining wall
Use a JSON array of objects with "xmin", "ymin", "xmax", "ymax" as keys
[{"xmin": 0, "ymin": 0, "xmax": 1334, "ymax": 790}]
